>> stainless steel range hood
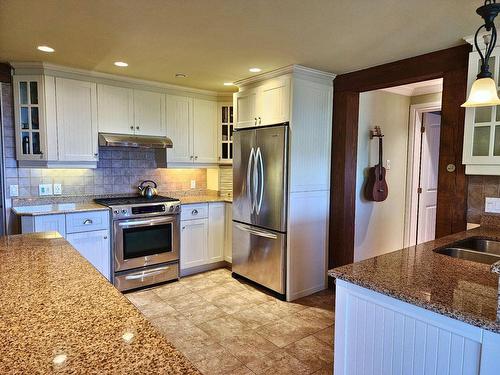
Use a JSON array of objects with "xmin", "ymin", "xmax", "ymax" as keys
[{"xmin": 98, "ymin": 133, "xmax": 173, "ymax": 149}]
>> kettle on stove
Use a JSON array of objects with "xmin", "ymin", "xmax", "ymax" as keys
[{"xmin": 138, "ymin": 180, "xmax": 158, "ymax": 199}]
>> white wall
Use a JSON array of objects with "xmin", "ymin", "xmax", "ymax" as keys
[{"xmin": 354, "ymin": 90, "xmax": 411, "ymax": 261}]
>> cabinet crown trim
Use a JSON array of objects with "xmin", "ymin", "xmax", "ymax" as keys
[
  {"xmin": 10, "ymin": 62, "xmax": 233, "ymax": 99},
  {"xmin": 234, "ymin": 64, "xmax": 336, "ymax": 88}
]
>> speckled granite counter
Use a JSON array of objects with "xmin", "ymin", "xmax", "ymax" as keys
[
  {"xmin": 0, "ymin": 232, "xmax": 199, "ymax": 374},
  {"xmin": 329, "ymin": 226, "xmax": 500, "ymax": 333},
  {"xmin": 12, "ymin": 202, "xmax": 108, "ymax": 216},
  {"xmin": 180, "ymin": 195, "xmax": 232, "ymax": 204}
]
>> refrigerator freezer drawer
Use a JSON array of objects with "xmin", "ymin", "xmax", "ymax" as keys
[{"xmin": 232, "ymin": 222, "xmax": 286, "ymax": 294}]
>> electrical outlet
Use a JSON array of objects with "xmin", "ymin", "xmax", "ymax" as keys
[
  {"xmin": 485, "ymin": 197, "xmax": 500, "ymax": 213},
  {"xmin": 53, "ymin": 183, "xmax": 62, "ymax": 195},
  {"xmin": 9, "ymin": 184, "xmax": 19, "ymax": 197},
  {"xmin": 39, "ymin": 184, "xmax": 53, "ymax": 196},
  {"xmin": 190, "ymin": 180, "xmax": 196, "ymax": 189}
]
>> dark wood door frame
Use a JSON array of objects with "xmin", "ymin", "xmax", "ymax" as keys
[{"xmin": 329, "ymin": 44, "xmax": 471, "ymax": 269}]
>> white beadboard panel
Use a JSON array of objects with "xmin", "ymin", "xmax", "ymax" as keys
[
  {"xmin": 289, "ymin": 77, "xmax": 332, "ymax": 193},
  {"xmin": 334, "ymin": 280, "xmax": 483, "ymax": 375},
  {"xmin": 286, "ymin": 190, "xmax": 329, "ymax": 301}
]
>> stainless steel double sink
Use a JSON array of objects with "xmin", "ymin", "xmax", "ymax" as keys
[{"xmin": 434, "ymin": 237, "xmax": 500, "ymax": 265}]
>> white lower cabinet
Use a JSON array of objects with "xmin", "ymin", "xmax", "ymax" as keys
[
  {"xmin": 66, "ymin": 230, "xmax": 110, "ymax": 280},
  {"xmin": 334, "ymin": 279, "xmax": 500, "ymax": 375},
  {"xmin": 180, "ymin": 218, "xmax": 208, "ymax": 269},
  {"xmin": 180, "ymin": 202, "xmax": 227, "ymax": 272},
  {"xmin": 20, "ymin": 210, "xmax": 111, "ymax": 280},
  {"xmin": 208, "ymin": 202, "xmax": 225, "ymax": 263},
  {"xmin": 224, "ymin": 203, "xmax": 232, "ymax": 262}
]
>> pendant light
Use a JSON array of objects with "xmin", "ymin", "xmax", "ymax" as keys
[{"xmin": 462, "ymin": 0, "xmax": 500, "ymax": 107}]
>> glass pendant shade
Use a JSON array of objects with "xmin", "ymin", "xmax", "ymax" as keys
[{"xmin": 462, "ymin": 77, "xmax": 500, "ymax": 107}]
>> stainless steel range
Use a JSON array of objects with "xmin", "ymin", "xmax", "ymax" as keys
[{"xmin": 94, "ymin": 195, "xmax": 181, "ymax": 292}]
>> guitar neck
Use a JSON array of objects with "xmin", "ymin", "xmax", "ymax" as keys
[{"xmin": 378, "ymin": 137, "xmax": 383, "ymax": 167}]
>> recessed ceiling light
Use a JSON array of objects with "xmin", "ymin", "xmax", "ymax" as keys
[
  {"xmin": 37, "ymin": 45, "xmax": 55, "ymax": 53},
  {"xmin": 175, "ymin": 73, "xmax": 187, "ymax": 78},
  {"xmin": 114, "ymin": 61, "xmax": 128, "ymax": 67},
  {"xmin": 249, "ymin": 67, "xmax": 261, "ymax": 73},
  {"xmin": 223, "ymin": 82, "xmax": 234, "ymax": 86}
]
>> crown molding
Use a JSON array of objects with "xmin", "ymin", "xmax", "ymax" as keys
[
  {"xmin": 9, "ymin": 61, "xmax": 235, "ymax": 98},
  {"xmin": 234, "ymin": 64, "xmax": 336, "ymax": 87}
]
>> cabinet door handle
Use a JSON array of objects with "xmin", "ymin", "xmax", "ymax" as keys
[
  {"xmin": 103, "ymin": 236, "xmax": 108, "ymax": 239},
  {"xmin": 83, "ymin": 219, "xmax": 93, "ymax": 225},
  {"xmin": 136, "ymin": 126, "xmax": 140, "ymax": 130},
  {"xmin": 194, "ymin": 156, "xmax": 198, "ymax": 160},
  {"xmin": 190, "ymin": 155, "xmax": 194, "ymax": 160},
  {"xmin": 254, "ymin": 117, "xmax": 257, "ymax": 125},
  {"xmin": 258, "ymin": 117, "xmax": 262, "ymax": 125},
  {"xmin": 130, "ymin": 126, "xmax": 134, "ymax": 130},
  {"xmin": 94, "ymin": 153, "xmax": 98, "ymax": 158},
  {"xmin": 192, "ymin": 209, "xmax": 198, "ymax": 215},
  {"xmin": 182, "ymin": 226, "xmax": 186, "ymax": 230}
]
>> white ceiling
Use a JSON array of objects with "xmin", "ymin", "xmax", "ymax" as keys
[
  {"xmin": 381, "ymin": 79, "xmax": 444, "ymax": 97},
  {"xmin": 0, "ymin": 0, "xmax": 479, "ymax": 92}
]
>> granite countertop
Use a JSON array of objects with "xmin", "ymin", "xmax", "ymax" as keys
[
  {"xmin": 0, "ymin": 232, "xmax": 199, "ymax": 374},
  {"xmin": 179, "ymin": 195, "xmax": 233, "ymax": 204},
  {"xmin": 12, "ymin": 202, "xmax": 108, "ymax": 216},
  {"xmin": 329, "ymin": 226, "xmax": 500, "ymax": 333}
]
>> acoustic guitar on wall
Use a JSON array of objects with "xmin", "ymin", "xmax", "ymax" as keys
[{"xmin": 364, "ymin": 126, "xmax": 388, "ymax": 202}]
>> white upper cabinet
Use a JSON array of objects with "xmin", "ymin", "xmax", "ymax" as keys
[
  {"xmin": 56, "ymin": 78, "xmax": 98, "ymax": 162},
  {"xmin": 166, "ymin": 94, "xmax": 193, "ymax": 163},
  {"xmin": 97, "ymin": 85, "xmax": 165, "ymax": 136},
  {"xmin": 193, "ymin": 98, "xmax": 218, "ymax": 163},
  {"xmin": 234, "ymin": 76, "xmax": 291, "ymax": 129},
  {"xmin": 133, "ymin": 89, "xmax": 165, "ymax": 136},
  {"xmin": 167, "ymin": 95, "xmax": 218, "ymax": 165},
  {"xmin": 259, "ymin": 76, "xmax": 290, "ymax": 126},
  {"xmin": 234, "ymin": 88, "xmax": 258, "ymax": 128},
  {"xmin": 97, "ymin": 84, "xmax": 134, "ymax": 134},
  {"xmin": 463, "ymin": 46, "xmax": 500, "ymax": 175}
]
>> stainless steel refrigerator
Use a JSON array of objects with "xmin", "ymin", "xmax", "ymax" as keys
[{"xmin": 232, "ymin": 123, "xmax": 288, "ymax": 296}]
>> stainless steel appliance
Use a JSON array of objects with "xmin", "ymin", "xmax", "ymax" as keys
[
  {"xmin": 232, "ymin": 123, "xmax": 288, "ymax": 296},
  {"xmin": 94, "ymin": 195, "xmax": 181, "ymax": 292}
]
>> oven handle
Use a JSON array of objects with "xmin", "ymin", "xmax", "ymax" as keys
[
  {"xmin": 117, "ymin": 216, "xmax": 176, "ymax": 228},
  {"xmin": 124, "ymin": 265, "xmax": 171, "ymax": 280}
]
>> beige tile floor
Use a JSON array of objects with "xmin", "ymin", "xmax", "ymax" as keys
[{"xmin": 126, "ymin": 268, "xmax": 334, "ymax": 375}]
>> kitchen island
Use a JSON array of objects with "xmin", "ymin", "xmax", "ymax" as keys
[
  {"xmin": 329, "ymin": 226, "xmax": 500, "ymax": 375},
  {"xmin": 0, "ymin": 232, "xmax": 199, "ymax": 374}
]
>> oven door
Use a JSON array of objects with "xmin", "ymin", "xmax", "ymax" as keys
[{"xmin": 113, "ymin": 215, "xmax": 180, "ymax": 272}]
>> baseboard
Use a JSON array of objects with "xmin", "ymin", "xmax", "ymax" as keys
[
  {"xmin": 180, "ymin": 261, "xmax": 228, "ymax": 277},
  {"xmin": 287, "ymin": 283, "xmax": 327, "ymax": 301}
]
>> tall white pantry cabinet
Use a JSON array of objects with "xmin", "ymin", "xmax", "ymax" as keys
[{"xmin": 233, "ymin": 65, "xmax": 335, "ymax": 301}]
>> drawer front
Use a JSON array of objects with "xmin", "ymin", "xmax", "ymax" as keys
[
  {"xmin": 66, "ymin": 210, "xmax": 110, "ymax": 233},
  {"xmin": 114, "ymin": 262, "xmax": 179, "ymax": 292},
  {"xmin": 181, "ymin": 203, "xmax": 208, "ymax": 220}
]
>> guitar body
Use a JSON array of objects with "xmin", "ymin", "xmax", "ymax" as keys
[
  {"xmin": 364, "ymin": 128, "xmax": 389, "ymax": 202},
  {"xmin": 365, "ymin": 164, "xmax": 388, "ymax": 202}
]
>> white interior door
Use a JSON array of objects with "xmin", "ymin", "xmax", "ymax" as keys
[{"xmin": 417, "ymin": 112, "xmax": 441, "ymax": 244}]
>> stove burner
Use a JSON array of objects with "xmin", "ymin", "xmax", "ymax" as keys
[{"xmin": 94, "ymin": 195, "xmax": 178, "ymax": 207}]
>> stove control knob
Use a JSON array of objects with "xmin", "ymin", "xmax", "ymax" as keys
[
  {"xmin": 169, "ymin": 205, "xmax": 174, "ymax": 212},
  {"xmin": 175, "ymin": 204, "xmax": 181, "ymax": 211},
  {"xmin": 121, "ymin": 209, "xmax": 127, "ymax": 215},
  {"xmin": 113, "ymin": 210, "xmax": 119, "ymax": 215}
]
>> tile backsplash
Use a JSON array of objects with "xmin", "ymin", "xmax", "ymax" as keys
[{"xmin": 467, "ymin": 175, "xmax": 500, "ymax": 224}]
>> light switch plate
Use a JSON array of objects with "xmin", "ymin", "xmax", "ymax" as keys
[
  {"xmin": 190, "ymin": 180, "xmax": 196, "ymax": 189},
  {"xmin": 485, "ymin": 197, "xmax": 500, "ymax": 213},
  {"xmin": 39, "ymin": 184, "xmax": 53, "ymax": 196},
  {"xmin": 53, "ymin": 183, "xmax": 62, "ymax": 195},
  {"xmin": 9, "ymin": 184, "xmax": 19, "ymax": 197}
]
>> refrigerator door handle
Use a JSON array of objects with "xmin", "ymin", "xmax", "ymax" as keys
[
  {"xmin": 246, "ymin": 147, "xmax": 256, "ymax": 213},
  {"xmin": 256, "ymin": 147, "xmax": 264, "ymax": 215},
  {"xmin": 234, "ymin": 223, "xmax": 278, "ymax": 239}
]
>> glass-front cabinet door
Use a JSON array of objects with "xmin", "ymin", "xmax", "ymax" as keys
[
  {"xmin": 13, "ymin": 76, "xmax": 46, "ymax": 160},
  {"xmin": 463, "ymin": 45, "xmax": 500, "ymax": 174},
  {"xmin": 218, "ymin": 103, "xmax": 233, "ymax": 164}
]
